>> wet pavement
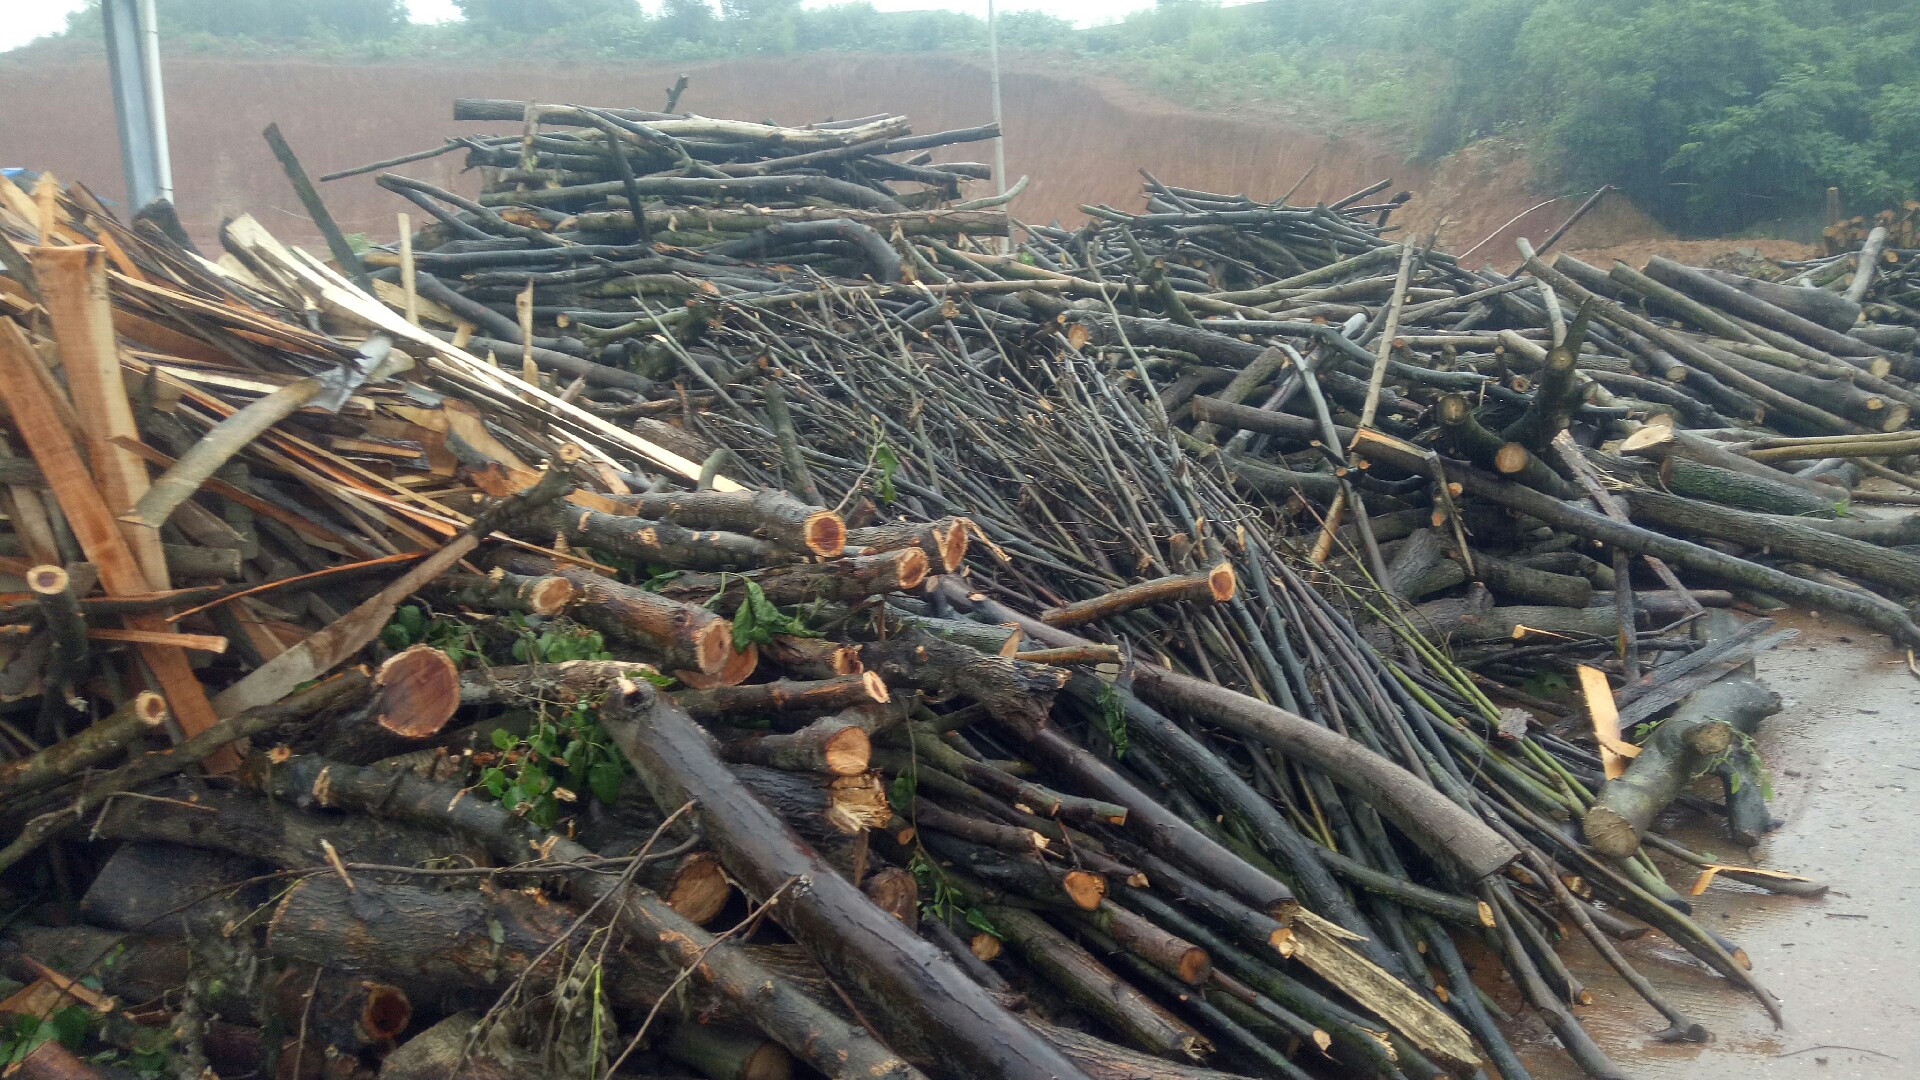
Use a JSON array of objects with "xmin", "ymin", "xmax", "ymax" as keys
[{"xmin": 1514, "ymin": 613, "xmax": 1920, "ymax": 1079}]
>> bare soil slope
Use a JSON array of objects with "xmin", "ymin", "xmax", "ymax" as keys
[{"xmin": 0, "ymin": 50, "xmax": 1741, "ymax": 263}]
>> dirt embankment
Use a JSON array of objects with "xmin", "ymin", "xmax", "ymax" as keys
[{"xmin": 0, "ymin": 49, "xmax": 1806, "ymax": 266}]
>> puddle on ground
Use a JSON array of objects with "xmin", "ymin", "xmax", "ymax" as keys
[{"xmin": 1511, "ymin": 612, "xmax": 1919, "ymax": 1079}]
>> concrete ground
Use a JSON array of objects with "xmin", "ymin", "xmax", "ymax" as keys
[{"xmin": 1515, "ymin": 612, "xmax": 1920, "ymax": 1079}]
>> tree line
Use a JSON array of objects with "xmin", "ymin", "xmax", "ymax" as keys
[{"xmin": 42, "ymin": 0, "xmax": 1920, "ymax": 235}]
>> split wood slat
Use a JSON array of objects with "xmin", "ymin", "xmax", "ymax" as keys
[
  {"xmin": 223, "ymin": 217, "xmax": 743, "ymax": 492},
  {"xmin": 112, "ymin": 309, "xmax": 232, "ymax": 364},
  {"xmin": 35, "ymin": 245, "xmax": 171, "ymax": 591},
  {"xmin": 87, "ymin": 628, "xmax": 229, "ymax": 654},
  {"xmin": 108, "ymin": 435, "xmax": 380, "ymax": 555},
  {"xmin": 0, "ymin": 173, "xmax": 38, "ymax": 224},
  {"xmin": 0, "ymin": 317, "xmax": 231, "ymax": 769},
  {"xmin": 165, "ymin": 377, "xmax": 461, "ymax": 534},
  {"xmin": 91, "ymin": 228, "xmax": 149, "ymax": 285},
  {"xmin": 110, "ymin": 271, "xmax": 339, "ymax": 354},
  {"xmin": 1577, "ymin": 663, "xmax": 1639, "ymax": 781}
]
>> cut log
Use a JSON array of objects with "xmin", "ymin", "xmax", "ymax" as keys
[
  {"xmin": 721, "ymin": 712, "xmax": 872, "ymax": 776},
  {"xmin": 0, "ymin": 691, "xmax": 166, "ymax": 802},
  {"xmin": 863, "ymin": 865, "xmax": 921, "ymax": 929},
  {"xmin": 665, "ymin": 1020, "xmax": 795, "ymax": 1080},
  {"xmin": 657, "ymin": 549, "xmax": 929, "ymax": 613},
  {"xmin": 608, "ymin": 488, "xmax": 845, "ymax": 556},
  {"xmin": 373, "ymin": 644, "xmax": 461, "ymax": 739},
  {"xmin": 495, "ymin": 551, "xmax": 731, "ymax": 674},
  {"xmin": 513, "ymin": 501, "xmax": 782, "ymax": 571},
  {"xmin": 1584, "ymin": 613, "xmax": 1782, "ymax": 857},
  {"xmin": 847, "ymin": 516, "xmax": 973, "ymax": 571},
  {"xmin": 245, "ymin": 755, "xmax": 924, "ymax": 1080},
  {"xmin": 1039, "ymin": 563, "xmax": 1236, "ymax": 628},
  {"xmin": 673, "ymin": 672, "xmax": 889, "ymax": 724},
  {"xmin": 379, "ymin": 1012, "xmax": 537, "ymax": 1080},
  {"xmin": 1698, "ymin": 265, "xmax": 1862, "ymax": 332},
  {"xmin": 429, "ymin": 569, "xmax": 575, "ymax": 615},
  {"xmin": 861, "ymin": 628, "xmax": 1066, "ymax": 739},
  {"xmin": 1074, "ymin": 900, "xmax": 1212, "ymax": 986},
  {"xmin": 1354, "ymin": 430, "xmax": 1920, "ymax": 648},
  {"xmin": 598, "ymin": 679, "xmax": 1097, "ymax": 1080},
  {"xmin": 674, "ymin": 640, "xmax": 760, "ymax": 688},
  {"xmin": 984, "ymin": 903, "xmax": 1210, "ymax": 1062},
  {"xmin": 1621, "ymin": 487, "xmax": 1920, "ymax": 595},
  {"xmin": 0, "ymin": 670, "xmax": 371, "ymax": 877}
]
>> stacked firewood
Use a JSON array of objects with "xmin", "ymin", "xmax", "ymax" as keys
[{"xmin": 0, "ymin": 91, "xmax": 1910, "ymax": 1080}]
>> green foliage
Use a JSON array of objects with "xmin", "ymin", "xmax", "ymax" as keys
[
  {"xmin": 2, "ymin": 1007, "xmax": 90, "ymax": 1070},
  {"xmin": 888, "ymin": 760, "xmax": 917, "ymax": 813},
  {"xmin": 1695, "ymin": 728, "xmax": 1774, "ymax": 800},
  {"xmin": 871, "ymin": 441, "xmax": 899, "ymax": 505},
  {"xmin": 907, "ymin": 850, "xmax": 999, "ymax": 940},
  {"xmin": 377, "ymin": 606, "xmax": 640, "ymax": 828},
  {"xmin": 508, "ymin": 618, "xmax": 612, "ymax": 664},
  {"xmin": 719, "ymin": 578, "xmax": 821, "ymax": 651},
  {"xmin": 482, "ymin": 694, "xmax": 629, "ymax": 828},
  {"xmin": 380, "ymin": 603, "xmax": 487, "ymax": 664}
]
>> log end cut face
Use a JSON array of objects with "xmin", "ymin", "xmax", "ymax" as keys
[{"xmin": 374, "ymin": 645, "xmax": 462, "ymax": 739}]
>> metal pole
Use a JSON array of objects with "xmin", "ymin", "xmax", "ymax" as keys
[
  {"xmin": 986, "ymin": 0, "xmax": 1009, "ymax": 252},
  {"xmin": 987, "ymin": 0, "xmax": 1006, "ymax": 199},
  {"xmin": 137, "ymin": 0, "xmax": 174, "ymax": 204},
  {"xmin": 100, "ymin": 0, "xmax": 171, "ymax": 211}
]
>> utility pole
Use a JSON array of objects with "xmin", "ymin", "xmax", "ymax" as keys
[{"xmin": 101, "ymin": 0, "xmax": 173, "ymax": 211}]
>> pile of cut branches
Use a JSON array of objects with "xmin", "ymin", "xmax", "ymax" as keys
[{"xmin": 3, "ymin": 92, "xmax": 1906, "ymax": 1080}]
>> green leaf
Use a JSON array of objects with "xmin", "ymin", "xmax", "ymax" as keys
[
  {"xmin": 397, "ymin": 604, "xmax": 426, "ymax": 638},
  {"xmin": 490, "ymin": 728, "xmax": 518, "ymax": 751},
  {"xmin": 872, "ymin": 440, "xmax": 900, "ymax": 504},
  {"xmin": 1728, "ymin": 771, "xmax": 1742, "ymax": 794},
  {"xmin": 588, "ymin": 760, "xmax": 625, "ymax": 805},
  {"xmin": 379, "ymin": 621, "xmax": 413, "ymax": 651},
  {"xmin": 963, "ymin": 907, "xmax": 1001, "ymax": 939},
  {"xmin": 50, "ymin": 1007, "xmax": 89, "ymax": 1049},
  {"xmin": 888, "ymin": 768, "xmax": 918, "ymax": 812},
  {"xmin": 731, "ymin": 578, "xmax": 820, "ymax": 650}
]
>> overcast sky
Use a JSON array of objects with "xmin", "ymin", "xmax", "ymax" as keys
[{"xmin": 1, "ymin": 1, "xmax": 1182, "ymax": 54}]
